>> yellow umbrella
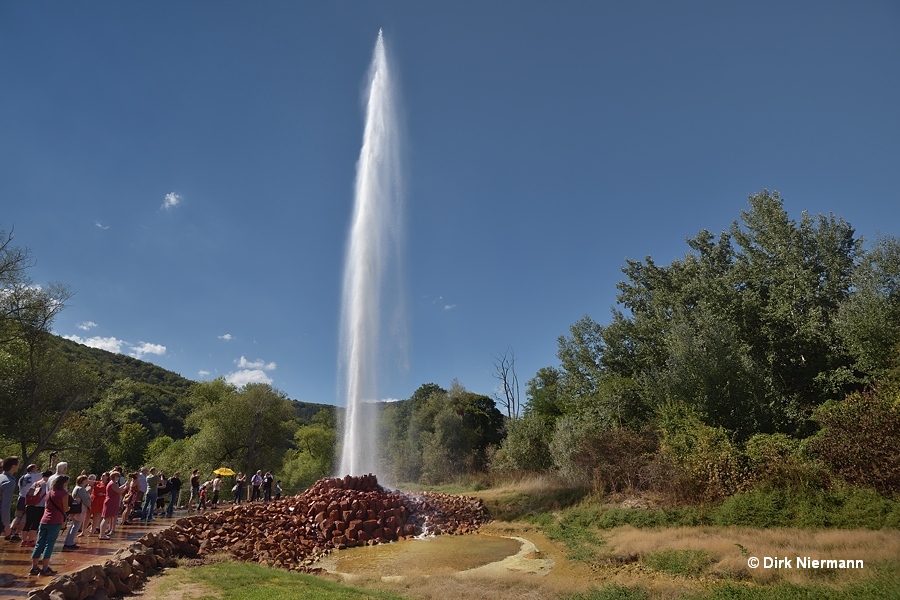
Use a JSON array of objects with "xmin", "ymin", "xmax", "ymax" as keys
[{"xmin": 213, "ymin": 467, "xmax": 236, "ymax": 476}]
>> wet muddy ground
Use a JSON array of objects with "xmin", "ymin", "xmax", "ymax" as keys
[{"xmin": 0, "ymin": 511, "xmax": 200, "ymax": 598}]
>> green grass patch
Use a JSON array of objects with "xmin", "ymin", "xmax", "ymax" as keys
[
  {"xmin": 711, "ymin": 487, "xmax": 900, "ymax": 529},
  {"xmin": 592, "ymin": 506, "xmax": 707, "ymax": 529},
  {"xmin": 536, "ymin": 507, "xmax": 606, "ymax": 562},
  {"xmin": 562, "ymin": 584, "xmax": 650, "ymax": 600},
  {"xmin": 532, "ymin": 486, "xmax": 900, "ymax": 533},
  {"xmin": 643, "ymin": 549, "xmax": 712, "ymax": 577},
  {"xmin": 180, "ymin": 561, "xmax": 408, "ymax": 600}
]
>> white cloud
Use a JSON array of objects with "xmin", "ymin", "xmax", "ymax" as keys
[
  {"xmin": 162, "ymin": 192, "xmax": 181, "ymax": 210},
  {"xmin": 237, "ymin": 356, "xmax": 276, "ymax": 371},
  {"xmin": 224, "ymin": 355, "xmax": 277, "ymax": 387},
  {"xmin": 64, "ymin": 333, "xmax": 168, "ymax": 361},
  {"xmin": 131, "ymin": 341, "xmax": 166, "ymax": 359},
  {"xmin": 94, "ymin": 221, "xmax": 109, "ymax": 230},
  {"xmin": 218, "ymin": 333, "xmax": 233, "ymax": 341},
  {"xmin": 63, "ymin": 335, "xmax": 125, "ymax": 354},
  {"xmin": 76, "ymin": 321, "xmax": 98, "ymax": 331},
  {"xmin": 225, "ymin": 369, "xmax": 273, "ymax": 387},
  {"xmin": 198, "ymin": 370, "xmax": 211, "ymax": 377},
  {"xmin": 444, "ymin": 304, "xmax": 456, "ymax": 310}
]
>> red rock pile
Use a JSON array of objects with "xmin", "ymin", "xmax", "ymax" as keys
[
  {"xmin": 26, "ymin": 476, "xmax": 489, "ymax": 599},
  {"xmin": 187, "ymin": 474, "xmax": 489, "ymax": 569}
]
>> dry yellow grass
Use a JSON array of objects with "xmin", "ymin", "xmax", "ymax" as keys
[{"xmin": 601, "ymin": 525, "xmax": 900, "ymax": 586}]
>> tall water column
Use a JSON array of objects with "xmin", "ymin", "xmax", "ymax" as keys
[{"xmin": 338, "ymin": 30, "xmax": 404, "ymax": 477}]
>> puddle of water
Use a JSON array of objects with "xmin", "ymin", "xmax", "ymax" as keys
[{"xmin": 317, "ymin": 534, "xmax": 523, "ymax": 577}]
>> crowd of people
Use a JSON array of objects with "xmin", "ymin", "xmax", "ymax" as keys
[{"xmin": 0, "ymin": 453, "xmax": 283, "ymax": 578}]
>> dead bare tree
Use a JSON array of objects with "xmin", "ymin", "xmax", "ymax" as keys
[{"xmin": 492, "ymin": 346, "xmax": 521, "ymax": 419}]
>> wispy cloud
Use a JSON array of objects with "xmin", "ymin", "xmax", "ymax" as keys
[
  {"xmin": 237, "ymin": 356, "xmax": 276, "ymax": 371},
  {"xmin": 162, "ymin": 192, "xmax": 181, "ymax": 210},
  {"xmin": 218, "ymin": 333, "xmax": 233, "ymax": 341},
  {"xmin": 76, "ymin": 321, "xmax": 98, "ymax": 331},
  {"xmin": 131, "ymin": 342, "xmax": 166, "ymax": 359},
  {"xmin": 198, "ymin": 370, "xmax": 211, "ymax": 377},
  {"xmin": 63, "ymin": 334, "xmax": 125, "ymax": 354},
  {"xmin": 94, "ymin": 221, "xmax": 109, "ymax": 230},
  {"xmin": 430, "ymin": 295, "xmax": 456, "ymax": 310}
]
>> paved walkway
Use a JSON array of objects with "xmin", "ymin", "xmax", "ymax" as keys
[{"xmin": 0, "ymin": 510, "xmax": 199, "ymax": 598}]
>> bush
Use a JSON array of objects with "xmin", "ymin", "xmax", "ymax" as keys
[
  {"xmin": 491, "ymin": 413, "xmax": 554, "ymax": 472},
  {"xmin": 549, "ymin": 414, "xmax": 657, "ymax": 494},
  {"xmin": 744, "ymin": 433, "xmax": 830, "ymax": 491},
  {"xmin": 807, "ymin": 390, "xmax": 900, "ymax": 496},
  {"xmin": 656, "ymin": 403, "xmax": 749, "ymax": 502}
]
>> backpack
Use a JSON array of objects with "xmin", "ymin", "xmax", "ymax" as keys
[{"xmin": 25, "ymin": 481, "xmax": 45, "ymax": 507}]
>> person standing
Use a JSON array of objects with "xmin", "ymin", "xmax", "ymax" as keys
[
  {"xmin": 30, "ymin": 474, "xmax": 69, "ymax": 576},
  {"xmin": 8, "ymin": 463, "xmax": 38, "ymax": 542},
  {"xmin": 121, "ymin": 473, "xmax": 139, "ymax": 524},
  {"xmin": 156, "ymin": 471, "xmax": 167, "ymax": 514},
  {"xmin": 187, "ymin": 470, "xmax": 200, "ymax": 511},
  {"xmin": 210, "ymin": 474, "xmax": 221, "ymax": 508},
  {"xmin": 166, "ymin": 472, "xmax": 181, "ymax": 516},
  {"xmin": 62, "ymin": 474, "xmax": 91, "ymax": 550},
  {"xmin": 86, "ymin": 473, "xmax": 108, "ymax": 537},
  {"xmin": 0, "ymin": 457, "xmax": 20, "ymax": 540},
  {"xmin": 262, "ymin": 471, "xmax": 274, "ymax": 502},
  {"xmin": 20, "ymin": 470, "xmax": 51, "ymax": 548},
  {"xmin": 99, "ymin": 470, "xmax": 126, "ymax": 539},
  {"xmin": 274, "ymin": 480, "xmax": 282, "ymax": 500},
  {"xmin": 233, "ymin": 472, "xmax": 246, "ymax": 505},
  {"xmin": 136, "ymin": 467, "xmax": 148, "ymax": 508},
  {"xmin": 197, "ymin": 483, "xmax": 208, "ymax": 512},
  {"xmin": 250, "ymin": 470, "xmax": 262, "ymax": 501},
  {"xmin": 47, "ymin": 461, "xmax": 67, "ymax": 492},
  {"xmin": 141, "ymin": 468, "xmax": 159, "ymax": 522}
]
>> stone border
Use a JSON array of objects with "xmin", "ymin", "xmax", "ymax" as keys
[{"xmin": 27, "ymin": 523, "xmax": 198, "ymax": 600}]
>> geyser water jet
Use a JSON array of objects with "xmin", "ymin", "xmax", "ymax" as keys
[{"xmin": 338, "ymin": 30, "xmax": 404, "ymax": 477}]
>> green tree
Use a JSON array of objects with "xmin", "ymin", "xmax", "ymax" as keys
[
  {"xmin": 835, "ymin": 235, "xmax": 900, "ymax": 378},
  {"xmin": 524, "ymin": 366, "xmax": 563, "ymax": 420},
  {"xmin": 282, "ymin": 409, "xmax": 336, "ymax": 492},
  {"xmin": 184, "ymin": 382, "xmax": 297, "ymax": 477},
  {"xmin": 557, "ymin": 191, "xmax": 864, "ymax": 439},
  {"xmin": 109, "ymin": 422, "xmax": 151, "ymax": 471}
]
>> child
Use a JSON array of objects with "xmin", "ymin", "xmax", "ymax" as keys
[
  {"xmin": 197, "ymin": 483, "xmax": 208, "ymax": 512},
  {"xmin": 274, "ymin": 480, "xmax": 282, "ymax": 500}
]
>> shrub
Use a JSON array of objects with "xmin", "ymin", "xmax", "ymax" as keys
[
  {"xmin": 744, "ymin": 433, "xmax": 830, "ymax": 491},
  {"xmin": 656, "ymin": 403, "xmax": 749, "ymax": 502},
  {"xmin": 491, "ymin": 413, "xmax": 554, "ymax": 472},
  {"xmin": 807, "ymin": 390, "xmax": 900, "ymax": 496},
  {"xmin": 549, "ymin": 413, "xmax": 657, "ymax": 494}
]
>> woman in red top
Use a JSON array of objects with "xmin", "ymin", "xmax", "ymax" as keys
[
  {"xmin": 30, "ymin": 474, "xmax": 68, "ymax": 576},
  {"xmin": 86, "ymin": 472, "xmax": 108, "ymax": 537},
  {"xmin": 99, "ymin": 470, "xmax": 126, "ymax": 539}
]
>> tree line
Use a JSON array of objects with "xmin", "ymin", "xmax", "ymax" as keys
[{"xmin": 3, "ymin": 190, "xmax": 898, "ymax": 503}]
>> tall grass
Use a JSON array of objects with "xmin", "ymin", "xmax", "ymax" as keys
[{"xmin": 539, "ymin": 486, "xmax": 900, "ymax": 531}]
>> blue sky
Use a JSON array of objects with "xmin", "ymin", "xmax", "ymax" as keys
[{"xmin": 2, "ymin": 2, "xmax": 898, "ymax": 406}]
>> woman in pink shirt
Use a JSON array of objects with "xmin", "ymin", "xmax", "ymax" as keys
[
  {"xmin": 99, "ymin": 470, "xmax": 126, "ymax": 539},
  {"xmin": 30, "ymin": 474, "xmax": 69, "ymax": 577}
]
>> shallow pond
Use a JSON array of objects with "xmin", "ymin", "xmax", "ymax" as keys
[{"xmin": 317, "ymin": 534, "xmax": 523, "ymax": 577}]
